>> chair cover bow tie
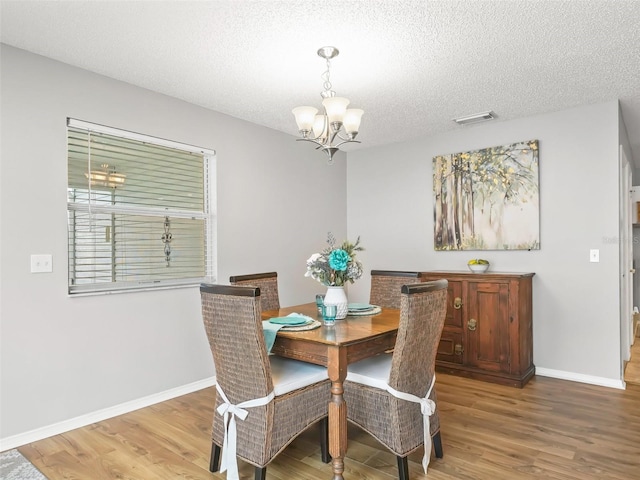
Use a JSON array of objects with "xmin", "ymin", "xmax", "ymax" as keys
[
  {"xmin": 386, "ymin": 375, "xmax": 437, "ymax": 474},
  {"xmin": 420, "ymin": 396, "xmax": 436, "ymax": 416},
  {"xmin": 217, "ymin": 402, "xmax": 250, "ymax": 421},
  {"xmin": 215, "ymin": 383, "xmax": 275, "ymax": 480}
]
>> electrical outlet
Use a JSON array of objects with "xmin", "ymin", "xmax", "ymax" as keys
[
  {"xmin": 31, "ymin": 254, "xmax": 53, "ymax": 273},
  {"xmin": 590, "ymin": 249, "xmax": 599, "ymax": 263}
]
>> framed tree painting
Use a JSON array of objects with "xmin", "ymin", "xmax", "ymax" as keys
[{"xmin": 433, "ymin": 139, "xmax": 539, "ymax": 250}]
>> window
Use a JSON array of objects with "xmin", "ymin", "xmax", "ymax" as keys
[{"xmin": 67, "ymin": 119, "xmax": 216, "ymax": 294}]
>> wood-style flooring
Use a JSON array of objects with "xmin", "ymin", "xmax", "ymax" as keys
[
  {"xmin": 625, "ymin": 339, "xmax": 640, "ymax": 386},
  {"xmin": 19, "ymin": 373, "xmax": 640, "ymax": 479}
]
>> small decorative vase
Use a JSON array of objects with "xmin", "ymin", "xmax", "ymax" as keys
[{"xmin": 324, "ymin": 286, "xmax": 349, "ymax": 320}]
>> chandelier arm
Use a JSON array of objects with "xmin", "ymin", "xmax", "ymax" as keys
[
  {"xmin": 334, "ymin": 131, "xmax": 353, "ymax": 142},
  {"xmin": 328, "ymin": 129, "xmax": 341, "ymax": 145},
  {"xmin": 296, "ymin": 133, "xmax": 362, "ymax": 151},
  {"xmin": 296, "ymin": 137, "xmax": 325, "ymax": 149},
  {"xmin": 331, "ymin": 139, "xmax": 362, "ymax": 149}
]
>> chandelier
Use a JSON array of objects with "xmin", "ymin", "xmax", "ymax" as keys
[
  {"xmin": 85, "ymin": 164, "xmax": 126, "ymax": 189},
  {"xmin": 292, "ymin": 46, "xmax": 364, "ymax": 165}
]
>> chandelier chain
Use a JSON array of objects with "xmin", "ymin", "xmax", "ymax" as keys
[{"xmin": 321, "ymin": 58, "xmax": 333, "ymax": 96}]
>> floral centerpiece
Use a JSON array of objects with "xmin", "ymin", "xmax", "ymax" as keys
[
  {"xmin": 305, "ymin": 232, "xmax": 364, "ymax": 286},
  {"xmin": 305, "ymin": 232, "xmax": 364, "ymax": 319}
]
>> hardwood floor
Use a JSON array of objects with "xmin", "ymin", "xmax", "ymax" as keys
[
  {"xmin": 625, "ymin": 340, "xmax": 640, "ymax": 386},
  {"xmin": 19, "ymin": 373, "xmax": 640, "ymax": 479}
]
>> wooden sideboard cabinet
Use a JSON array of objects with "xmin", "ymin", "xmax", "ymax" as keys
[{"xmin": 420, "ymin": 271, "xmax": 535, "ymax": 388}]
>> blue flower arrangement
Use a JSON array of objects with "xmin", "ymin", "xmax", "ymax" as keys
[{"xmin": 305, "ymin": 232, "xmax": 364, "ymax": 286}]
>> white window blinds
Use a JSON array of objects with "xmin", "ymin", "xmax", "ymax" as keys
[{"xmin": 67, "ymin": 119, "xmax": 216, "ymax": 294}]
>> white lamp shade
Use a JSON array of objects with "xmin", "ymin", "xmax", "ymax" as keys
[
  {"xmin": 343, "ymin": 109, "xmax": 364, "ymax": 134},
  {"xmin": 313, "ymin": 114, "xmax": 328, "ymax": 139},
  {"xmin": 322, "ymin": 97, "xmax": 350, "ymax": 123},
  {"xmin": 292, "ymin": 106, "xmax": 319, "ymax": 131}
]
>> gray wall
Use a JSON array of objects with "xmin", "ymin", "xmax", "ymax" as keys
[
  {"xmin": 346, "ymin": 101, "xmax": 625, "ymax": 383},
  {"xmin": 0, "ymin": 44, "xmax": 630, "ymax": 447},
  {"xmin": 0, "ymin": 45, "xmax": 347, "ymax": 444}
]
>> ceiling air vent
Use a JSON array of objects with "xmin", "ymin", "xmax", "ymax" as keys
[{"xmin": 453, "ymin": 111, "xmax": 496, "ymax": 126}]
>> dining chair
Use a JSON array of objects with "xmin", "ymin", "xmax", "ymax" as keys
[
  {"xmin": 369, "ymin": 270, "xmax": 424, "ymax": 309},
  {"xmin": 369, "ymin": 270, "xmax": 442, "ymax": 446},
  {"xmin": 200, "ymin": 283, "xmax": 331, "ymax": 480},
  {"xmin": 229, "ymin": 271, "xmax": 281, "ymax": 311},
  {"xmin": 344, "ymin": 280, "xmax": 449, "ymax": 480}
]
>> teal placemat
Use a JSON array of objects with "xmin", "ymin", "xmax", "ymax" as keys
[
  {"xmin": 347, "ymin": 305, "xmax": 382, "ymax": 316},
  {"xmin": 269, "ymin": 316, "xmax": 308, "ymax": 325}
]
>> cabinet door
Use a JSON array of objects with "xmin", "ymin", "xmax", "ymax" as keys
[
  {"xmin": 466, "ymin": 281, "xmax": 510, "ymax": 373},
  {"xmin": 436, "ymin": 280, "xmax": 464, "ymax": 364}
]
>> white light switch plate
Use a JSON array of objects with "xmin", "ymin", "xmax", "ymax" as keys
[
  {"xmin": 31, "ymin": 254, "xmax": 53, "ymax": 273},
  {"xmin": 590, "ymin": 249, "xmax": 599, "ymax": 263}
]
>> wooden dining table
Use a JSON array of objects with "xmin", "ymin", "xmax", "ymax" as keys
[{"xmin": 262, "ymin": 302, "xmax": 400, "ymax": 480}]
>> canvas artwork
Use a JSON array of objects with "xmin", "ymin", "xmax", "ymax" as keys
[{"xmin": 433, "ymin": 139, "xmax": 539, "ymax": 251}]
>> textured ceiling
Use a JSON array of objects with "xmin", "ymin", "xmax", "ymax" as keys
[{"xmin": 2, "ymin": 0, "xmax": 640, "ymax": 164}]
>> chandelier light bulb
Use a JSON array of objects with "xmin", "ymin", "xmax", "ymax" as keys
[
  {"xmin": 322, "ymin": 97, "xmax": 350, "ymax": 125},
  {"xmin": 343, "ymin": 109, "xmax": 364, "ymax": 136},
  {"xmin": 292, "ymin": 106, "xmax": 318, "ymax": 134}
]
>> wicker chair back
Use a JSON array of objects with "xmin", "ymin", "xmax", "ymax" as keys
[
  {"xmin": 369, "ymin": 270, "xmax": 423, "ymax": 309},
  {"xmin": 200, "ymin": 284, "xmax": 273, "ymax": 403},
  {"xmin": 230, "ymin": 271, "xmax": 281, "ymax": 312},
  {"xmin": 389, "ymin": 280, "xmax": 449, "ymax": 395}
]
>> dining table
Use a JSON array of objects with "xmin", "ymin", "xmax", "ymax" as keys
[{"xmin": 262, "ymin": 302, "xmax": 400, "ymax": 480}]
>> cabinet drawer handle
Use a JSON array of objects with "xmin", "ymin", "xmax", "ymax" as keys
[
  {"xmin": 468, "ymin": 318, "xmax": 477, "ymax": 331},
  {"xmin": 453, "ymin": 297, "xmax": 463, "ymax": 309},
  {"xmin": 454, "ymin": 344, "xmax": 463, "ymax": 355}
]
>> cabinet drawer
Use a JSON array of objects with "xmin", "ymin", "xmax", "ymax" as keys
[
  {"xmin": 437, "ymin": 332, "xmax": 464, "ymax": 365},
  {"xmin": 444, "ymin": 280, "xmax": 463, "ymax": 328},
  {"xmin": 422, "ymin": 276, "xmax": 463, "ymax": 329}
]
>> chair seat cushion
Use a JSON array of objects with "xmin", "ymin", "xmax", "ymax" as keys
[
  {"xmin": 345, "ymin": 353, "xmax": 392, "ymax": 390},
  {"xmin": 269, "ymin": 356, "xmax": 328, "ymax": 396}
]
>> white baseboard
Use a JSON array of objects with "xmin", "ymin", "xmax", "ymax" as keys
[
  {"xmin": 535, "ymin": 367, "xmax": 625, "ymax": 389},
  {"xmin": 0, "ymin": 376, "xmax": 216, "ymax": 452}
]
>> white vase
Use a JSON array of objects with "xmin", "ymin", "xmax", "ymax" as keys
[{"xmin": 324, "ymin": 286, "xmax": 348, "ymax": 320}]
